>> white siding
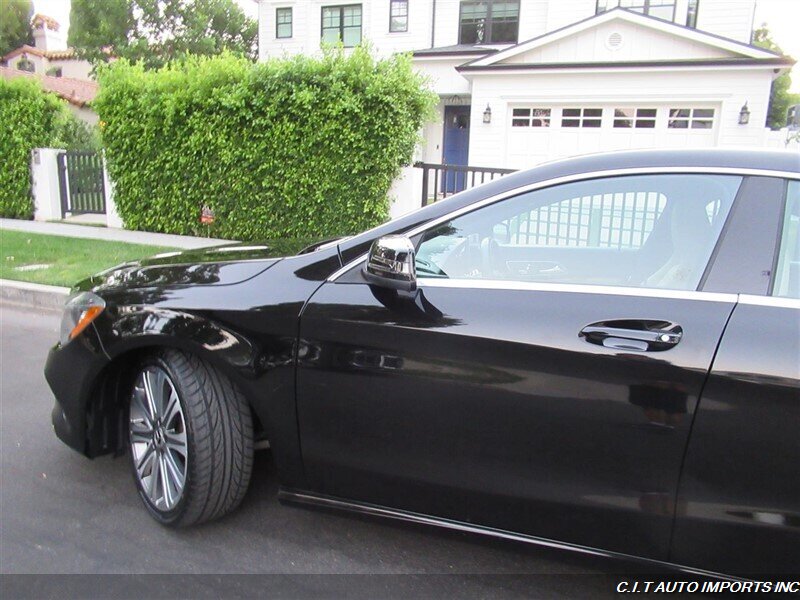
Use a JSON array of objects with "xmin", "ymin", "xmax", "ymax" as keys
[
  {"xmin": 695, "ymin": 0, "xmax": 756, "ymax": 44},
  {"xmin": 505, "ymin": 19, "xmax": 733, "ymax": 64},
  {"xmin": 259, "ymin": 0, "xmax": 434, "ymax": 59},
  {"xmin": 544, "ymin": 0, "xmax": 595, "ymax": 31}
]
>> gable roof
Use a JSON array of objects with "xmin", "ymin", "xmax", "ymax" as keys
[
  {"xmin": 2, "ymin": 44, "xmax": 83, "ymax": 62},
  {"xmin": 461, "ymin": 8, "xmax": 784, "ymax": 71},
  {"xmin": 0, "ymin": 66, "xmax": 98, "ymax": 107}
]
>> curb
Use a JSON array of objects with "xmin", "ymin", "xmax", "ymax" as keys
[{"xmin": 0, "ymin": 279, "xmax": 70, "ymax": 312}]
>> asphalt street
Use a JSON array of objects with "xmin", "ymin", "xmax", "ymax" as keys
[{"xmin": 0, "ymin": 303, "xmax": 656, "ymax": 598}]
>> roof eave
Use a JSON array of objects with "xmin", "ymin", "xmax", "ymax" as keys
[{"xmin": 456, "ymin": 57, "xmax": 795, "ymax": 73}]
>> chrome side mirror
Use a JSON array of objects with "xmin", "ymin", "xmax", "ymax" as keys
[{"xmin": 363, "ymin": 235, "xmax": 417, "ymax": 292}]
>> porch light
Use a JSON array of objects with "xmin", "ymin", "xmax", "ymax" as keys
[
  {"xmin": 738, "ymin": 102, "xmax": 750, "ymax": 125},
  {"xmin": 483, "ymin": 104, "xmax": 492, "ymax": 124}
]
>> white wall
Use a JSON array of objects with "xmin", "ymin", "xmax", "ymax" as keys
[
  {"xmin": 505, "ymin": 19, "xmax": 731, "ymax": 64},
  {"xmin": 258, "ymin": 0, "xmax": 760, "ymax": 58},
  {"xmin": 51, "ymin": 59, "xmax": 94, "ymax": 81},
  {"xmin": 696, "ymin": 0, "xmax": 756, "ymax": 44},
  {"xmin": 259, "ymin": 0, "xmax": 434, "ymax": 59},
  {"xmin": 31, "ymin": 148, "xmax": 65, "ymax": 222},
  {"xmin": 6, "ymin": 54, "xmax": 46, "ymax": 74}
]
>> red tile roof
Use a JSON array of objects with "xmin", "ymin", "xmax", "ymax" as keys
[
  {"xmin": 2, "ymin": 45, "xmax": 82, "ymax": 62},
  {"xmin": 0, "ymin": 66, "xmax": 98, "ymax": 107}
]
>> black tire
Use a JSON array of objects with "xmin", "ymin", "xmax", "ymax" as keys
[{"xmin": 127, "ymin": 349, "xmax": 253, "ymax": 527}]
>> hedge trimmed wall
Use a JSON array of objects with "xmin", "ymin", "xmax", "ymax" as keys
[
  {"xmin": 94, "ymin": 49, "xmax": 437, "ymax": 240},
  {"xmin": 0, "ymin": 77, "xmax": 76, "ymax": 219}
]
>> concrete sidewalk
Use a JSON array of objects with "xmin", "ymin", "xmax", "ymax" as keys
[{"xmin": 0, "ymin": 218, "xmax": 232, "ymax": 249}]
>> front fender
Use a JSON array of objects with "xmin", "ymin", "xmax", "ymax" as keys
[{"xmin": 101, "ymin": 305, "xmax": 264, "ymax": 380}]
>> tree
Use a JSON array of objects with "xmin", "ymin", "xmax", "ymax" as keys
[
  {"xmin": 69, "ymin": 0, "xmax": 257, "ymax": 69},
  {"xmin": 752, "ymin": 24, "xmax": 800, "ymax": 129},
  {"xmin": 0, "ymin": 0, "xmax": 32, "ymax": 56}
]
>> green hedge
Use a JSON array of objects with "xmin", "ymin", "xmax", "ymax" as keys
[
  {"xmin": 94, "ymin": 49, "xmax": 437, "ymax": 240},
  {"xmin": 0, "ymin": 78, "xmax": 66, "ymax": 218}
]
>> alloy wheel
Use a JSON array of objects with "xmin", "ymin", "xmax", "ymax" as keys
[{"xmin": 129, "ymin": 366, "xmax": 188, "ymax": 512}]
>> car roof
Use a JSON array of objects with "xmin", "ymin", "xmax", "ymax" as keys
[{"xmin": 337, "ymin": 148, "xmax": 800, "ymax": 263}]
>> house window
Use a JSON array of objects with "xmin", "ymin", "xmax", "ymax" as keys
[
  {"xmin": 511, "ymin": 108, "xmax": 551, "ymax": 127},
  {"xmin": 613, "ymin": 108, "xmax": 657, "ymax": 128},
  {"xmin": 459, "ymin": 1, "xmax": 520, "ymax": 45},
  {"xmin": 562, "ymin": 108, "xmax": 602, "ymax": 128},
  {"xmin": 686, "ymin": 0, "xmax": 699, "ymax": 28},
  {"xmin": 390, "ymin": 0, "xmax": 408, "ymax": 32},
  {"xmin": 668, "ymin": 108, "xmax": 715, "ymax": 129},
  {"xmin": 276, "ymin": 7, "xmax": 292, "ymax": 38},
  {"xmin": 17, "ymin": 57, "xmax": 35, "ymax": 73},
  {"xmin": 596, "ymin": 0, "xmax": 676, "ymax": 22},
  {"xmin": 321, "ymin": 4, "xmax": 362, "ymax": 47}
]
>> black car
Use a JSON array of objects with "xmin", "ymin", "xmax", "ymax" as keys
[{"xmin": 46, "ymin": 149, "xmax": 799, "ymax": 576}]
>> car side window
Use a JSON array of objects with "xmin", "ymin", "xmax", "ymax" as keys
[
  {"xmin": 415, "ymin": 174, "xmax": 741, "ymax": 291},
  {"xmin": 773, "ymin": 180, "xmax": 800, "ymax": 299}
]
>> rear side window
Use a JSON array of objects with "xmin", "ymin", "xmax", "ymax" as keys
[
  {"xmin": 773, "ymin": 180, "xmax": 800, "ymax": 299},
  {"xmin": 415, "ymin": 174, "xmax": 741, "ymax": 291}
]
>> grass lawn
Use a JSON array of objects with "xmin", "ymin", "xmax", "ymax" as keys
[{"xmin": 1, "ymin": 230, "xmax": 177, "ymax": 288}]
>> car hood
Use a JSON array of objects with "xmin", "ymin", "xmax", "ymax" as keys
[{"xmin": 76, "ymin": 243, "xmax": 289, "ymax": 292}]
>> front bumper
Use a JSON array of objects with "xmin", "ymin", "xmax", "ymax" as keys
[{"xmin": 45, "ymin": 325, "xmax": 110, "ymax": 456}]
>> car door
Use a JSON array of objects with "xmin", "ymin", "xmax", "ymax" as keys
[
  {"xmin": 671, "ymin": 177, "xmax": 800, "ymax": 574},
  {"xmin": 296, "ymin": 171, "xmax": 743, "ymax": 560}
]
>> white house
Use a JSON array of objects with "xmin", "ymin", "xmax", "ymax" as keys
[
  {"xmin": 257, "ymin": 0, "xmax": 795, "ymax": 215},
  {"xmin": 2, "ymin": 14, "xmax": 95, "ymax": 82}
]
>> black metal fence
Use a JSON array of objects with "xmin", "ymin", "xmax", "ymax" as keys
[
  {"xmin": 414, "ymin": 161, "xmax": 517, "ymax": 206},
  {"xmin": 57, "ymin": 151, "xmax": 106, "ymax": 216}
]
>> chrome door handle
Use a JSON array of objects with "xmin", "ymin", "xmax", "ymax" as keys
[{"xmin": 580, "ymin": 320, "xmax": 683, "ymax": 352}]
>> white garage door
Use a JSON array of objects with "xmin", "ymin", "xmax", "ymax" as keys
[{"xmin": 505, "ymin": 104, "xmax": 718, "ymax": 169}]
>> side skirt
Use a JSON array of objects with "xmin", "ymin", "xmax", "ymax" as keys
[{"xmin": 277, "ymin": 488, "xmax": 738, "ymax": 581}]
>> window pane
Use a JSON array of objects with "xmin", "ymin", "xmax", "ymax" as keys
[
  {"xmin": 276, "ymin": 8, "xmax": 292, "ymax": 38},
  {"xmin": 774, "ymin": 180, "xmax": 800, "ymax": 298},
  {"xmin": 512, "ymin": 108, "xmax": 530, "ymax": 117},
  {"xmin": 415, "ymin": 174, "xmax": 741, "ymax": 290},
  {"xmin": 686, "ymin": 0, "xmax": 699, "ymax": 27},
  {"xmin": 635, "ymin": 119, "xmax": 656, "ymax": 128},
  {"xmin": 390, "ymin": 0, "xmax": 409, "ymax": 34},
  {"xmin": 322, "ymin": 8, "xmax": 340, "ymax": 27},
  {"xmin": 512, "ymin": 119, "xmax": 529, "ymax": 127},
  {"xmin": 693, "ymin": 108, "xmax": 714, "ymax": 119},
  {"xmin": 670, "ymin": 108, "xmax": 691, "ymax": 118},
  {"xmin": 583, "ymin": 119, "xmax": 602, "ymax": 128},
  {"xmin": 637, "ymin": 108, "xmax": 657, "ymax": 118},
  {"xmin": 584, "ymin": 108, "xmax": 603, "ymax": 117},
  {"xmin": 562, "ymin": 119, "xmax": 580, "ymax": 127},
  {"xmin": 343, "ymin": 25, "xmax": 361, "ymax": 46},
  {"xmin": 563, "ymin": 108, "xmax": 581, "ymax": 117},
  {"xmin": 343, "ymin": 5, "xmax": 361, "ymax": 26},
  {"xmin": 322, "ymin": 28, "xmax": 340, "ymax": 44},
  {"xmin": 614, "ymin": 108, "xmax": 633, "ymax": 128},
  {"xmin": 490, "ymin": 20, "xmax": 519, "ymax": 42},
  {"xmin": 460, "ymin": 1, "xmax": 488, "ymax": 44}
]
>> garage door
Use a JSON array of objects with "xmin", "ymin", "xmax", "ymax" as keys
[{"xmin": 506, "ymin": 104, "xmax": 718, "ymax": 168}]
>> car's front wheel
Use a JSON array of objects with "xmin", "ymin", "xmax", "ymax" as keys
[{"xmin": 128, "ymin": 350, "xmax": 253, "ymax": 526}]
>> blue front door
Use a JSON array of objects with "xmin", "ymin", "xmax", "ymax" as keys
[{"xmin": 442, "ymin": 106, "xmax": 471, "ymax": 194}]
